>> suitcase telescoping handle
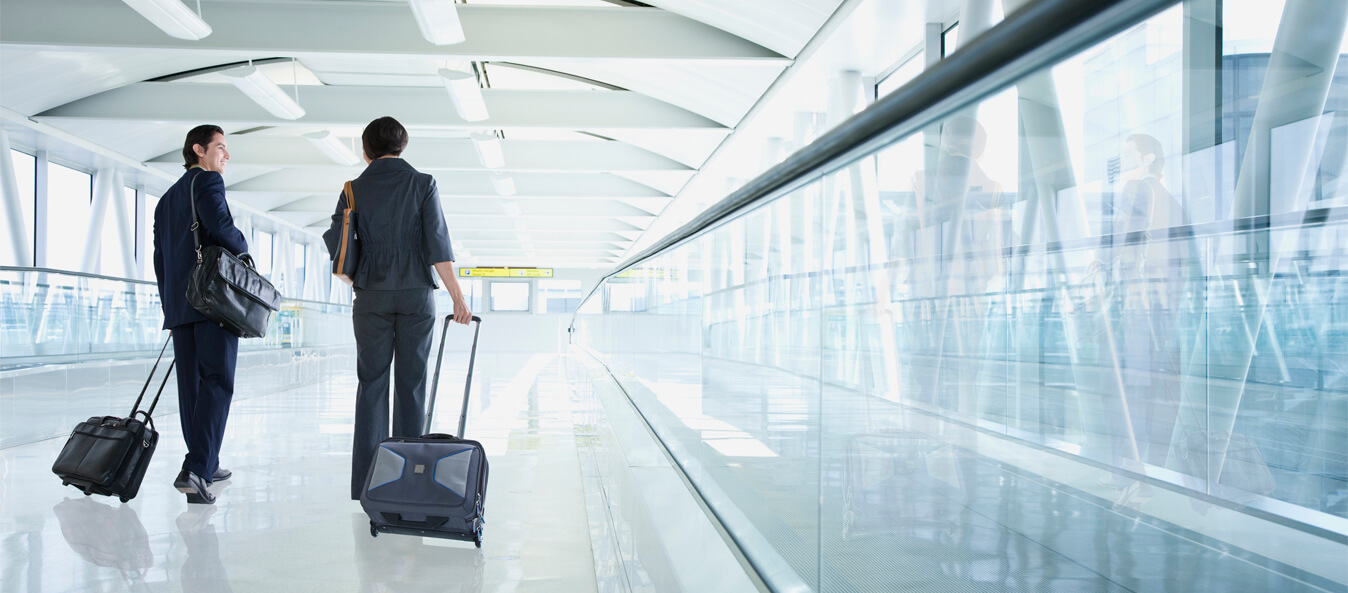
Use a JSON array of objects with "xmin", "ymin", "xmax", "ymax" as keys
[
  {"xmin": 424, "ymin": 315, "xmax": 482, "ymax": 438},
  {"xmin": 128, "ymin": 334, "xmax": 176, "ymax": 425}
]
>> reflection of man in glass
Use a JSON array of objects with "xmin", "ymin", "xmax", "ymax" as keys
[{"xmin": 1101, "ymin": 133, "xmax": 1184, "ymax": 497}]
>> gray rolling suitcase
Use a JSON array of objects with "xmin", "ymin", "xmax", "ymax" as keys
[{"xmin": 361, "ymin": 315, "xmax": 487, "ymax": 546}]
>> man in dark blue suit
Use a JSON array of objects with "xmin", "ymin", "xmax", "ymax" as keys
[{"xmin": 153, "ymin": 125, "xmax": 250, "ymax": 504}]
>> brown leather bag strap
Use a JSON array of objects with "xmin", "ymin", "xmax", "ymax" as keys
[{"xmin": 343, "ymin": 181, "xmax": 355, "ymax": 209}]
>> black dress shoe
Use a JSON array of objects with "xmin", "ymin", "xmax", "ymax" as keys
[
  {"xmin": 212, "ymin": 468, "xmax": 232, "ymax": 482},
  {"xmin": 174, "ymin": 469, "xmax": 215, "ymax": 505}
]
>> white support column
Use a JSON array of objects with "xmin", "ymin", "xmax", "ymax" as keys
[
  {"xmin": 33, "ymin": 150, "xmax": 48, "ymax": 268},
  {"xmin": 81, "ymin": 168, "xmax": 117, "ymax": 273},
  {"xmin": 134, "ymin": 186, "xmax": 148, "ymax": 279},
  {"xmin": 111, "ymin": 172, "xmax": 136, "ymax": 278},
  {"xmin": 0, "ymin": 130, "xmax": 33, "ymax": 266},
  {"xmin": 277, "ymin": 230, "xmax": 293, "ymax": 295}
]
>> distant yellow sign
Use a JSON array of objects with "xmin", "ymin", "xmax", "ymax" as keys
[{"xmin": 459, "ymin": 267, "xmax": 554, "ymax": 278}]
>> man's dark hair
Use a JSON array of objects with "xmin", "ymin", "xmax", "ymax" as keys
[
  {"xmin": 182, "ymin": 124, "xmax": 224, "ymax": 170},
  {"xmin": 362, "ymin": 116, "xmax": 409, "ymax": 160}
]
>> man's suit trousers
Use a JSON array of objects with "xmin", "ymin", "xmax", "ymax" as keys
[
  {"xmin": 172, "ymin": 320, "xmax": 238, "ymax": 481},
  {"xmin": 350, "ymin": 287, "xmax": 435, "ymax": 499}
]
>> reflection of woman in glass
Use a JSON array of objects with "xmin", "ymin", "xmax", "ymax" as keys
[{"xmin": 1102, "ymin": 133, "xmax": 1184, "ymax": 498}]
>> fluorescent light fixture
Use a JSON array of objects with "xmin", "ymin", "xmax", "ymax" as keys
[
  {"xmin": 502, "ymin": 200, "xmax": 522, "ymax": 217},
  {"xmin": 408, "ymin": 0, "xmax": 466, "ymax": 46},
  {"xmin": 439, "ymin": 68, "xmax": 488, "ymax": 122},
  {"xmin": 222, "ymin": 66, "xmax": 306, "ymax": 120},
  {"xmin": 470, "ymin": 132, "xmax": 504, "ymax": 168},
  {"xmin": 303, "ymin": 131, "xmax": 361, "ymax": 166},
  {"xmin": 491, "ymin": 173, "xmax": 516, "ymax": 196},
  {"xmin": 121, "ymin": 0, "xmax": 212, "ymax": 40}
]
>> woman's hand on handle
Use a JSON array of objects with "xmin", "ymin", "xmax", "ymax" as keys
[
  {"xmin": 433, "ymin": 260, "xmax": 473, "ymax": 325},
  {"xmin": 452, "ymin": 297, "xmax": 472, "ymax": 325}
]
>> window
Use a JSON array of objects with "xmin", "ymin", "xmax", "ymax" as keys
[
  {"xmin": 489, "ymin": 281, "xmax": 530, "ymax": 312},
  {"xmin": 46, "ymin": 163, "xmax": 92, "ymax": 271},
  {"xmin": 536, "ymin": 279, "xmax": 582, "ymax": 313},
  {"xmin": 2, "ymin": 150, "xmax": 36, "ymax": 266},
  {"xmin": 253, "ymin": 230, "xmax": 273, "ymax": 276},
  {"xmin": 877, "ymin": 51, "xmax": 925, "ymax": 99},
  {"xmin": 942, "ymin": 23, "xmax": 960, "ymax": 57}
]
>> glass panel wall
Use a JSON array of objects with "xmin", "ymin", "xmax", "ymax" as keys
[
  {"xmin": 0, "ymin": 268, "xmax": 353, "ymax": 365},
  {"xmin": 571, "ymin": 1, "xmax": 1348, "ymax": 591}
]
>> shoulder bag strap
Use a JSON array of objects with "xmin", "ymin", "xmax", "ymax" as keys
[
  {"xmin": 343, "ymin": 180, "xmax": 355, "ymax": 210},
  {"xmin": 188, "ymin": 170, "xmax": 204, "ymax": 264}
]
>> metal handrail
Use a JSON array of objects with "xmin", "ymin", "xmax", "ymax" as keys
[
  {"xmin": 572, "ymin": 0, "xmax": 1179, "ymax": 321},
  {"xmin": 0, "ymin": 265, "xmax": 352, "ymax": 309},
  {"xmin": 0, "ymin": 265, "xmax": 157, "ymax": 285}
]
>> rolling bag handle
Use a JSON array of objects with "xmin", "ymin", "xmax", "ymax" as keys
[
  {"xmin": 128, "ymin": 334, "xmax": 173, "ymax": 418},
  {"xmin": 424, "ymin": 315, "xmax": 483, "ymax": 437}
]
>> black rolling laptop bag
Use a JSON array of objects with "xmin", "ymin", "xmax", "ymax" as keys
[
  {"xmin": 52, "ymin": 337, "xmax": 174, "ymax": 503},
  {"xmin": 362, "ymin": 315, "xmax": 488, "ymax": 546}
]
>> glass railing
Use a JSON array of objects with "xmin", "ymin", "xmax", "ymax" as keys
[
  {"xmin": 570, "ymin": 0, "xmax": 1348, "ymax": 591},
  {"xmin": 0, "ymin": 266, "xmax": 352, "ymax": 367}
]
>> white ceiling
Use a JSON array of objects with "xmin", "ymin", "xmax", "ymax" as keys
[{"xmin": 0, "ymin": 0, "xmax": 954, "ymax": 269}]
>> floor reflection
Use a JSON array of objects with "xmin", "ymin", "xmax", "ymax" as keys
[
  {"xmin": 52, "ymin": 497, "xmax": 154, "ymax": 587},
  {"xmin": 351, "ymin": 513, "xmax": 484, "ymax": 593},
  {"xmin": 175, "ymin": 506, "xmax": 232, "ymax": 593}
]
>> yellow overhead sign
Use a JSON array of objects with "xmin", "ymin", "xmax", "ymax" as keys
[{"xmin": 459, "ymin": 267, "xmax": 554, "ymax": 278}]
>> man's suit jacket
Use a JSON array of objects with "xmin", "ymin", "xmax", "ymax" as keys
[{"xmin": 153, "ymin": 167, "xmax": 249, "ymax": 329}]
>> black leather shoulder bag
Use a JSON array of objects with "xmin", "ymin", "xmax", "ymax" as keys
[{"xmin": 184, "ymin": 172, "xmax": 282, "ymax": 338}]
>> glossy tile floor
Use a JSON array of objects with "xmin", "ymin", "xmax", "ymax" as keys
[{"xmin": 0, "ymin": 352, "xmax": 597, "ymax": 593}]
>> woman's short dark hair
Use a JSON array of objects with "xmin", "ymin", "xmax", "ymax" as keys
[
  {"xmin": 182, "ymin": 124, "xmax": 224, "ymax": 170},
  {"xmin": 362, "ymin": 116, "xmax": 409, "ymax": 160}
]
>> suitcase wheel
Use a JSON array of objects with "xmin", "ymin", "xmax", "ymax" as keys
[
  {"xmin": 370, "ymin": 522, "xmax": 378, "ymax": 538},
  {"xmin": 474, "ymin": 539, "xmax": 481, "ymax": 548},
  {"xmin": 119, "ymin": 496, "xmax": 129, "ymax": 503},
  {"xmin": 83, "ymin": 491, "xmax": 91, "ymax": 496}
]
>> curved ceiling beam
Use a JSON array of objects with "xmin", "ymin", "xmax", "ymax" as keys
[
  {"xmin": 0, "ymin": 0, "xmax": 789, "ymax": 63},
  {"xmin": 145, "ymin": 137, "xmax": 694, "ymax": 172},
  {"xmin": 36, "ymin": 83, "xmax": 725, "ymax": 130},
  {"xmin": 225, "ymin": 170, "xmax": 671, "ymax": 197}
]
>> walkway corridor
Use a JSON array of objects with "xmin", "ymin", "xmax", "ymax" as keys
[{"xmin": 0, "ymin": 353, "xmax": 597, "ymax": 593}]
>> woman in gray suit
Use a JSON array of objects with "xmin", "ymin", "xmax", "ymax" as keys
[{"xmin": 323, "ymin": 116, "xmax": 472, "ymax": 500}]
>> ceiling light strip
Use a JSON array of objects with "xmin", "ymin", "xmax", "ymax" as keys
[
  {"xmin": 303, "ymin": 130, "xmax": 360, "ymax": 166},
  {"xmin": 121, "ymin": 0, "xmax": 212, "ymax": 40},
  {"xmin": 470, "ymin": 132, "xmax": 504, "ymax": 168},
  {"xmin": 409, "ymin": 0, "xmax": 466, "ymax": 46},
  {"xmin": 222, "ymin": 66, "xmax": 306, "ymax": 120},
  {"xmin": 439, "ymin": 68, "xmax": 489, "ymax": 122}
]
